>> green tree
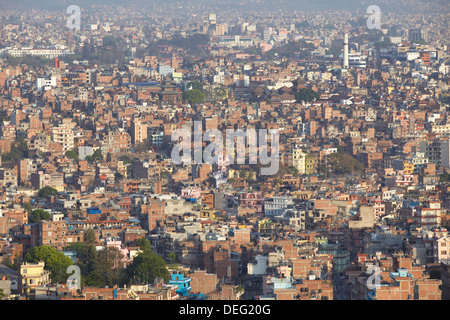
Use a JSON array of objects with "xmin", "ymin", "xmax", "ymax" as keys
[
  {"xmin": 83, "ymin": 229, "xmax": 96, "ymax": 245},
  {"xmin": 168, "ymin": 252, "xmax": 177, "ymax": 264},
  {"xmin": 65, "ymin": 150, "xmax": 79, "ymax": 161},
  {"xmin": 124, "ymin": 238, "xmax": 169, "ymax": 284},
  {"xmin": 86, "ymin": 247, "xmax": 124, "ymax": 288},
  {"xmin": 288, "ymin": 166, "xmax": 299, "ymax": 176},
  {"xmin": 295, "ymin": 88, "xmax": 320, "ymax": 103},
  {"xmin": 65, "ymin": 230, "xmax": 98, "ymax": 282},
  {"xmin": 29, "ymin": 209, "xmax": 51, "ymax": 223},
  {"xmin": 25, "ymin": 246, "xmax": 73, "ymax": 284},
  {"xmin": 187, "ymin": 80, "xmax": 203, "ymax": 91},
  {"xmin": 118, "ymin": 155, "xmax": 134, "ymax": 164},
  {"xmin": 440, "ymin": 172, "xmax": 450, "ymax": 182},
  {"xmin": 1, "ymin": 137, "xmax": 28, "ymax": 162},
  {"xmin": 183, "ymin": 89, "xmax": 205, "ymax": 105},
  {"xmin": 328, "ymin": 153, "xmax": 365, "ymax": 174},
  {"xmin": 23, "ymin": 202, "xmax": 33, "ymax": 214},
  {"xmin": 64, "ymin": 242, "xmax": 88, "ymax": 258},
  {"xmin": 114, "ymin": 172, "xmax": 124, "ymax": 182},
  {"xmin": 37, "ymin": 186, "xmax": 58, "ymax": 198},
  {"xmin": 86, "ymin": 149, "xmax": 103, "ymax": 164},
  {"xmin": 124, "ymin": 248, "xmax": 169, "ymax": 285}
]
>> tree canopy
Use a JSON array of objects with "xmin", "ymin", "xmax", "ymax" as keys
[
  {"xmin": 183, "ymin": 89, "xmax": 205, "ymax": 105},
  {"xmin": 328, "ymin": 153, "xmax": 365, "ymax": 174},
  {"xmin": 295, "ymin": 88, "xmax": 320, "ymax": 103},
  {"xmin": 25, "ymin": 246, "xmax": 74, "ymax": 284},
  {"xmin": 29, "ymin": 209, "xmax": 51, "ymax": 223},
  {"xmin": 124, "ymin": 238, "xmax": 169, "ymax": 284},
  {"xmin": 187, "ymin": 80, "xmax": 203, "ymax": 91},
  {"xmin": 86, "ymin": 149, "xmax": 103, "ymax": 164},
  {"xmin": 37, "ymin": 186, "xmax": 58, "ymax": 198},
  {"xmin": 86, "ymin": 246, "xmax": 124, "ymax": 288},
  {"xmin": 65, "ymin": 150, "xmax": 79, "ymax": 161},
  {"xmin": 1, "ymin": 137, "xmax": 28, "ymax": 163}
]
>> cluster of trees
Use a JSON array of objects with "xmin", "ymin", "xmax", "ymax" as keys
[
  {"xmin": 21, "ymin": 231, "xmax": 170, "ymax": 289},
  {"xmin": 65, "ymin": 150, "xmax": 79, "ymax": 161},
  {"xmin": 294, "ymin": 88, "xmax": 320, "ymax": 103},
  {"xmin": 62, "ymin": 232, "xmax": 169, "ymax": 288},
  {"xmin": 182, "ymin": 81, "xmax": 229, "ymax": 105},
  {"xmin": 440, "ymin": 172, "xmax": 450, "ymax": 182},
  {"xmin": 86, "ymin": 149, "xmax": 103, "ymax": 164},
  {"xmin": 25, "ymin": 246, "xmax": 73, "ymax": 284},
  {"xmin": 149, "ymin": 33, "xmax": 210, "ymax": 59},
  {"xmin": 4, "ymin": 54, "xmax": 52, "ymax": 68},
  {"xmin": 1, "ymin": 137, "xmax": 28, "ymax": 162},
  {"xmin": 327, "ymin": 153, "xmax": 365, "ymax": 174},
  {"xmin": 183, "ymin": 89, "xmax": 205, "ymax": 105},
  {"xmin": 29, "ymin": 209, "xmax": 51, "ymax": 223},
  {"xmin": 80, "ymin": 36, "xmax": 127, "ymax": 66},
  {"xmin": 263, "ymin": 40, "xmax": 315, "ymax": 60},
  {"xmin": 37, "ymin": 186, "xmax": 59, "ymax": 198},
  {"xmin": 182, "ymin": 80, "xmax": 205, "ymax": 105}
]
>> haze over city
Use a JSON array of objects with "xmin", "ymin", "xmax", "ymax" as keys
[{"xmin": 0, "ymin": 0, "xmax": 448, "ymax": 306}]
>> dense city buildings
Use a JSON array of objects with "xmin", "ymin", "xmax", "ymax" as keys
[{"xmin": 0, "ymin": 0, "xmax": 449, "ymax": 303}]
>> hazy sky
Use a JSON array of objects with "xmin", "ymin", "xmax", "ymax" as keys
[{"xmin": 0, "ymin": 0, "xmax": 447, "ymax": 12}]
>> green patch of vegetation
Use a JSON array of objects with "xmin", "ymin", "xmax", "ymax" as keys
[
  {"xmin": 295, "ymin": 88, "xmax": 320, "ymax": 103},
  {"xmin": 440, "ymin": 172, "xmax": 450, "ymax": 182},
  {"xmin": 29, "ymin": 209, "xmax": 51, "ymax": 223},
  {"xmin": 37, "ymin": 186, "xmax": 58, "ymax": 198},
  {"xmin": 4, "ymin": 54, "xmax": 52, "ymax": 67},
  {"xmin": 328, "ymin": 153, "xmax": 365, "ymax": 174},
  {"xmin": 1, "ymin": 137, "xmax": 28, "ymax": 162},
  {"xmin": 183, "ymin": 89, "xmax": 205, "ymax": 105}
]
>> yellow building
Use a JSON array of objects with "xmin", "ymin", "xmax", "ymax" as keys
[
  {"xmin": 258, "ymin": 218, "xmax": 272, "ymax": 236},
  {"xmin": 305, "ymin": 155, "xmax": 316, "ymax": 175},
  {"xmin": 292, "ymin": 148, "xmax": 306, "ymax": 175},
  {"xmin": 20, "ymin": 261, "xmax": 51, "ymax": 291},
  {"xmin": 403, "ymin": 161, "xmax": 414, "ymax": 175},
  {"xmin": 116, "ymin": 160, "xmax": 129, "ymax": 178},
  {"xmin": 201, "ymin": 208, "xmax": 217, "ymax": 220}
]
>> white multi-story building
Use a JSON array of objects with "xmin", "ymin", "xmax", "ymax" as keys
[
  {"xmin": 415, "ymin": 201, "xmax": 442, "ymax": 231},
  {"xmin": 8, "ymin": 48, "xmax": 70, "ymax": 59},
  {"xmin": 264, "ymin": 196, "xmax": 294, "ymax": 217},
  {"xmin": 292, "ymin": 148, "xmax": 306, "ymax": 175},
  {"xmin": 340, "ymin": 52, "xmax": 367, "ymax": 68},
  {"xmin": 217, "ymin": 35, "xmax": 254, "ymax": 48},
  {"xmin": 36, "ymin": 77, "xmax": 56, "ymax": 91},
  {"xmin": 52, "ymin": 126, "xmax": 74, "ymax": 152},
  {"xmin": 431, "ymin": 123, "xmax": 450, "ymax": 134},
  {"xmin": 434, "ymin": 236, "xmax": 450, "ymax": 263}
]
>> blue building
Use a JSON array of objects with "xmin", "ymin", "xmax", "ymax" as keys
[
  {"xmin": 169, "ymin": 273, "xmax": 192, "ymax": 297},
  {"xmin": 87, "ymin": 207, "xmax": 101, "ymax": 215}
]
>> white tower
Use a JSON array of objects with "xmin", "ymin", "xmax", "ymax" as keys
[{"xmin": 343, "ymin": 33, "xmax": 349, "ymax": 69}]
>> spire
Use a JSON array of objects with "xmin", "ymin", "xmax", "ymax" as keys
[{"xmin": 343, "ymin": 33, "xmax": 349, "ymax": 69}]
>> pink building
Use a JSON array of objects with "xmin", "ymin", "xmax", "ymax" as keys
[
  {"xmin": 105, "ymin": 238, "xmax": 131, "ymax": 266},
  {"xmin": 181, "ymin": 188, "xmax": 201, "ymax": 199},
  {"xmin": 240, "ymin": 192, "xmax": 264, "ymax": 214}
]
